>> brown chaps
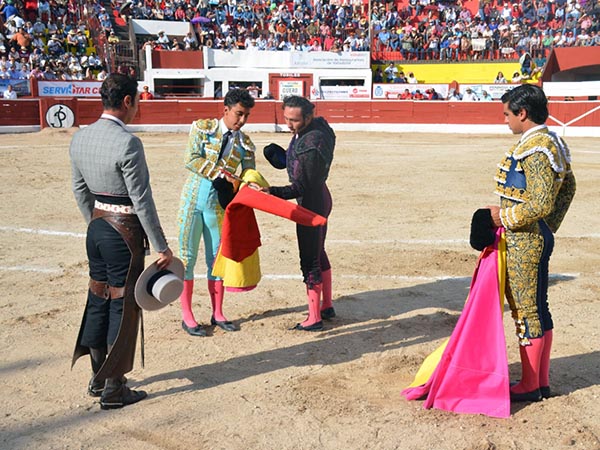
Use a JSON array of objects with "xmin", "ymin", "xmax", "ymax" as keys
[{"xmin": 71, "ymin": 208, "xmax": 146, "ymax": 381}]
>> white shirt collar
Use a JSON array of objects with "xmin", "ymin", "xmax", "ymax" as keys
[
  {"xmin": 218, "ymin": 119, "xmax": 229, "ymax": 134},
  {"xmin": 101, "ymin": 113, "xmax": 126, "ymax": 129},
  {"xmin": 520, "ymin": 123, "xmax": 547, "ymax": 141}
]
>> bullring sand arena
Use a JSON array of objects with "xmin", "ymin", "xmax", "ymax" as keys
[{"xmin": 1, "ymin": 129, "xmax": 599, "ymax": 450}]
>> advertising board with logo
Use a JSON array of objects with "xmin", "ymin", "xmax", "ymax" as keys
[
  {"xmin": 278, "ymin": 80, "xmax": 303, "ymax": 100},
  {"xmin": 39, "ymin": 81, "xmax": 103, "ymax": 97}
]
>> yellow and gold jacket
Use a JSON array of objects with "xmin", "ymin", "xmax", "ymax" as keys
[
  {"xmin": 184, "ymin": 118, "xmax": 255, "ymax": 180},
  {"xmin": 494, "ymin": 125, "xmax": 575, "ymax": 232}
]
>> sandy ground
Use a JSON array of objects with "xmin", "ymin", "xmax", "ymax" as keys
[{"xmin": 1, "ymin": 128, "xmax": 599, "ymax": 450}]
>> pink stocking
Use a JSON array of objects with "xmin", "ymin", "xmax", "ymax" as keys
[
  {"xmin": 180, "ymin": 279, "xmax": 197, "ymax": 327},
  {"xmin": 208, "ymin": 280, "xmax": 227, "ymax": 322},
  {"xmin": 320, "ymin": 269, "xmax": 332, "ymax": 311},
  {"xmin": 511, "ymin": 337, "xmax": 544, "ymax": 394},
  {"xmin": 539, "ymin": 330, "xmax": 553, "ymax": 388},
  {"xmin": 302, "ymin": 283, "xmax": 323, "ymax": 327}
]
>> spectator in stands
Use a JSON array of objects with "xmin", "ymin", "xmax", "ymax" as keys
[
  {"xmin": 447, "ymin": 88, "xmax": 462, "ymax": 101},
  {"xmin": 407, "ymin": 72, "xmax": 418, "ymax": 84},
  {"xmin": 42, "ymin": 64, "xmax": 57, "ymax": 80},
  {"xmin": 156, "ymin": 30, "xmax": 169, "ymax": 48},
  {"xmin": 400, "ymin": 88, "xmax": 412, "ymax": 100},
  {"xmin": 47, "ymin": 34, "xmax": 65, "ymax": 56},
  {"xmin": 373, "ymin": 67, "xmax": 383, "ymax": 83},
  {"xmin": 512, "ymin": 71, "xmax": 523, "ymax": 83},
  {"xmin": 462, "ymin": 87, "xmax": 479, "ymax": 101},
  {"xmin": 247, "ymin": 82, "xmax": 261, "ymax": 98},
  {"xmin": 140, "ymin": 85, "xmax": 154, "ymax": 100},
  {"xmin": 413, "ymin": 89, "xmax": 424, "ymax": 100},
  {"xmin": 377, "ymin": 27, "xmax": 390, "ymax": 51},
  {"xmin": 171, "ymin": 38, "xmax": 184, "ymax": 51},
  {"xmin": 519, "ymin": 52, "xmax": 535, "ymax": 76},
  {"xmin": 10, "ymin": 26, "xmax": 31, "ymax": 49},
  {"xmin": 383, "ymin": 62, "xmax": 397, "ymax": 83},
  {"xmin": 108, "ymin": 30, "xmax": 120, "ymax": 44},
  {"xmin": 1, "ymin": 0, "xmax": 18, "ymax": 23},
  {"xmin": 31, "ymin": 32, "xmax": 44, "ymax": 50},
  {"xmin": 400, "ymin": 31, "xmax": 415, "ymax": 59},
  {"xmin": 75, "ymin": 30, "xmax": 88, "ymax": 55},
  {"xmin": 425, "ymin": 88, "xmax": 441, "ymax": 100},
  {"xmin": 46, "ymin": 18, "xmax": 58, "ymax": 37},
  {"xmin": 29, "ymin": 64, "xmax": 43, "ymax": 79},
  {"xmin": 3, "ymin": 83, "xmax": 17, "ymax": 99},
  {"xmin": 183, "ymin": 32, "xmax": 196, "ymax": 50},
  {"xmin": 66, "ymin": 28, "xmax": 79, "ymax": 53},
  {"xmin": 439, "ymin": 33, "xmax": 452, "ymax": 60},
  {"xmin": 96, "ymin": 68, "xmax": 108, "ymax": 81},
  {"xmin": 494, "ymin": 71, "xmax": 508, "ymax": 83},
  {"xmin": 481, "ymin": 90, "xmax": 493, "ymax": 101},
  {"xmin": 38, "ymin": 0, "xmax": 50, "ymax": 21},
  {"xmin": 426, "ymin": 34, "xmax": 440, "ymax": 59},
  {"xmin": 87, "ymin": 52, "xmax": 102, "ymax": 71}
]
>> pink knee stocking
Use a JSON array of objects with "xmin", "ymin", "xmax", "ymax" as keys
[
  {"xmin": 208, "ymin": 280, "xmax": 228, "ymax": 322},
  {"xmin": 302, "ymin": 283, "xmax": 323, "ymax": 327},
  {"xmin": 539, "ymin": 330, "xmax": 553, "ymax": 388},
  {"xmin": 320, "ymin": 269, "xmax": 333, "ymax": 311},
  {"xmin": 180, "ymin": 279, "xmax": 197, "ymax": 327},
  {"xmin": 511, "ymin": 337, "xmax": 544, "ymax": 394}
]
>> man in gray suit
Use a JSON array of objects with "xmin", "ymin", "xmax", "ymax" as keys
[{"xmin": 70, "ymin": 73, "xmax": 173, "ymax": 410}]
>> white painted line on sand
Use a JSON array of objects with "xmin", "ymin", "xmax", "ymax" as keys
[
  {"xmin": 2, "ymin": 226, "xmax": 599, "ymax": 245},
  {"xmin": 0, "ymin": 264, "xmax": 581, "ymax": 283}
]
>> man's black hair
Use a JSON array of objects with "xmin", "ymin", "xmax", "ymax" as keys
[
  {"xmin": 501, "ymin": 84, "xmax": 549, "ymax": 124},
  {"xmin": 224, "ymin": 88, "xmax": 255, "ymax": 109},
  {"xmin": 100, "ymin": 73, "xmax": 138, "ymax": 110},
  {"xmin": 282, "ymin": 95, "xmax": 315, "ymax": 118}
]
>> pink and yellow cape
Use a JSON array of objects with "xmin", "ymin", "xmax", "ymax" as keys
[{"xmin": 402, "ymin": 228, "xmax": 510, "ymax": 418}]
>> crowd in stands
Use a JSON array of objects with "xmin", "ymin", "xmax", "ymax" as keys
[
  {"xmin": 0, "ymin": 0, "xmax": 110, "ymax": 87},
  {"xmin": 127, "ymin": 0, "xmax": 371, "ymax": 52},
  {"xmin": 121, "ymin": 0, "xmax": 600, "ymax": 63},
  {"xmin": 2, "ymin": 0, "xmax": 600, "ymax": 99},
  {"xmin": 371, "ymin": 0, "xmax": 600, "ymax": 63}
]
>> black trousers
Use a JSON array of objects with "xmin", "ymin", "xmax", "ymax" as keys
[
  {"xmin": 80, "ymin": 219, "xmax": 131, "ymax": 348},
  {"xmin": 297, "ymin": 185, "xmax": 332, "ymax": 287}
]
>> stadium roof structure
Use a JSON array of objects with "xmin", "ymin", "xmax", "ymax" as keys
[{"xmin": 542, "ymin": 47, "xmax": 600, "ymax": 83}]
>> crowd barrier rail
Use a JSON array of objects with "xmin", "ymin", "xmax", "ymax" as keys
[{"xmin": 1, "ymin": 98, "xmax": 599, "ymax": 137}]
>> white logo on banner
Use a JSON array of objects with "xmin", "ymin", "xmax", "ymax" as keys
[{"xmin": 46, "ymin": 104, "xmax": 75, "ymax": 128}]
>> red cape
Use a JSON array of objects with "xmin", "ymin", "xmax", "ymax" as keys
[{"xmin": 219, "ymin": 186, "xmax": 327, "ymax": 262}]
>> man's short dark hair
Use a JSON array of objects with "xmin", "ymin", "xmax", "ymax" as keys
[
  {"xmin": 501, "ymin": 84, "xmax": 548, "ymax": 124},
  {"xmin": 100, "ymin": 73, "xmax": 138, "ymax": 110},
  {"xmin": 282, "ymin": 95, "xmax": 315, "ymax": 118},
  {"xmin": 224, "ymin": 88, "xmax": 255, "ymax": 109}
]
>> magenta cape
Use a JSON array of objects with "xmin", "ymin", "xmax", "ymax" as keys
[{"xmin": 402, "ymin": 228, "xmax": 510, "ymax": 418}]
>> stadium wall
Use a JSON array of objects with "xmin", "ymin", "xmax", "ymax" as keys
[{"xmin": 2, "ymin": 98, "xmax": 599, "ymax": 137}]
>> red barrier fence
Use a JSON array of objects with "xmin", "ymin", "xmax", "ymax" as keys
[{"xmin": 3, "ymin": 99, "xmax": 600, "ymax": 132}]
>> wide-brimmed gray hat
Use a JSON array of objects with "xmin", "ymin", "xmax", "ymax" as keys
[{"xmin": 135, "ymin": 257, "xmax": 184, "ymax": 311}]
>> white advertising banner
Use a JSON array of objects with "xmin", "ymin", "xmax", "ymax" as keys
[
  {"xmin": 463, "ymin": 84, "xmax": 513, "ymax": 100},
  {"xmin": 543, "ymin": 81, "xmax": 600, "ymax": 97},
  {"xmin": 278, "ymin": 80, "xmax": 303, "ymax": 100},
  {"xmin": 373, "ymin": 83, "xmax": 449, "ymax": 99},
  {"xmin": 39, "ymin": 81, "xmax": 102, "ymax": 97},
  {"xmin": 290, "ymin": 52, "xmax": 370, "ymax": 69},
  {"xmin": 312, "ymin": 85, "xmax": 370, "ymax": 100}
]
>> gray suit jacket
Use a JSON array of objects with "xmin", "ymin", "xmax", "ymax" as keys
[{"xmin": 70, "ymin": 117, "xmax": 168, "ymax": 253}]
